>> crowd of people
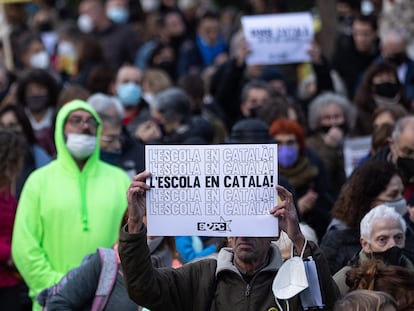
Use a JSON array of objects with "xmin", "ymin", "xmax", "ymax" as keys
[{"xmin": 1, "ymin": 0, "xmax": 414, "ymax": 310}]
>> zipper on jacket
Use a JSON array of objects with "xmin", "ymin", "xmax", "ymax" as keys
[
  {"xmin": 245, "ymin": 284, "xmax": 251, "ymax": 297},
  {"xmin": 79, "ymin": 172, "xmax": 89, "ymax": 231}
]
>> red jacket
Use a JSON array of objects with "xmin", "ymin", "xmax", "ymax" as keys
[
  {"xmin": 404, "ymin": 183, "xmax": 414, "ymax": 203},
  {"xmin": 0, "ymin": 187, "xmax": 19, "ymax": 287}
]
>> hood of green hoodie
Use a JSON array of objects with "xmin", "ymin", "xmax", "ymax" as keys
[{"xmin": 55, "ymin": 99, "xmax": 102, "ymax": 173}]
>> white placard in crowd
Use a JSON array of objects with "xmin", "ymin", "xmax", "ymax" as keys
[
  {"xmin": 145, "ymin": 144, "xmax": 279, "ymax": 237},
  {"xmin": 343, "ymin": 136, "xmax": 372, "ymax": 177},
  {"xmin": 241, "ymin": 12, "xmax": 314, "ymax": 65}
]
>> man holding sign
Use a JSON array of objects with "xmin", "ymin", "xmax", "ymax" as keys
[{"xmin": 119, "ymin": 171, "xmax": 339, "ymax": 311}]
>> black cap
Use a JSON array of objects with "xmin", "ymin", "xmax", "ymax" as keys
[{"xmin": 226, "ymin": 118, "xmax": 273, "ymax": 144}]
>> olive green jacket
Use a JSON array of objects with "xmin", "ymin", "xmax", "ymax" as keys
[{"xmin": 119, "ymin": 226, "xmax": 339, "ymax": 311}]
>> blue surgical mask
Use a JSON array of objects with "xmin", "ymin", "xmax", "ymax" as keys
[
  {"xmin": 106, "ymin": 7, "xmax": 129, "ymax": 24},
  {"xmin": 278, "ymin": 145, "xmax": 299, "ymax": 168},
  {"xmin": 117, "ymin": 82, "xmax": 142, "ymax": 107}
]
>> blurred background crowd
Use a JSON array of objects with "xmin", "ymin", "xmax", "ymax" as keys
[{"xmin": 2, "ymin": 0, "xmax": 414, "ymax": 310}]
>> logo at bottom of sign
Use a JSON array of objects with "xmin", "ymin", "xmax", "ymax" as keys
[{"xmin": 197, "ymin": 217, "xmax": 232, "ymax": 232}]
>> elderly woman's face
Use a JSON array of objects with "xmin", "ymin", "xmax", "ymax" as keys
[
  {"xmin": 319, "ymin": 103, "xmax": 345, "ymax": 128},
  {"xmin": 362, "ymin": 218, "xmax": 405, "ymax": 253}
]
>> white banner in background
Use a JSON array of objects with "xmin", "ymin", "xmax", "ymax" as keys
[
  {"xmin": 344, "ymin": 136, "xmax": 372, "ymax": 177},
  {"xmin": 241, "ymin": 12, "xmax": 314, "ymax": 65}
]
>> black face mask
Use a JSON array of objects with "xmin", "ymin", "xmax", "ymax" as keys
[
  {"xmin": 26, "ymin": 95, "xmax": 50, "ymax": 113},
  {"xmin": 386, "ymin": 52, "xmax": 407, "ymax": 67},
  {"xmin": 337, "ymin": 15, "xmax": 354, "ymax": 26},
  {"xmin": 156, "ymin": 61, "xmax": 177, "ymax": 81},
  {"xmin": 169, "ymin": 34, "xmax": 185, "ymax": 50},
  {"xmin": 373, "ymin": 82, "xmax": 400, "ymax": 98},
  {"xmin": 397, "ymin": 157, "xmax": 414, "ymax": 182},
  {"xmin": 248, "ymin": 106, "xmax": 261, "ymax": 118},
  {"xmin": 319, "ymin": 123, "xmax": 348, "ymax": 134},
  {"xmin": 100, "ymin": 149, "xmax": 121, "ymax": 165},
  {"xmin": 37, "ymin": 21, "xmax": 54, "ymax": 32},
  {"xmin": 372, "ymin": 246, "xmax": 404, "ymax": 266}
]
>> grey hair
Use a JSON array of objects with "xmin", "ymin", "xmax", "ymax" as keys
[
  {"xmin": 360, "ymin": 204, "xmax": 406, "ymax": 242},
  {"xmin": 152, "ymin": 87, "xmax": 190, "ymax": 123},
  {"xmin": 99, "ymin": 113, "xmax": 122, "ymax": 127},
  {"xmin": 380, "ymin": 28, "xmax": 409, "ymax": 48},
  {"xmin": 391, "ymin": 115, "xmax": 414, "ymax": 142},
  {"xmin": 87, "ymin": 93, "xmax": 124, "ymax": 120},
  {"xmin": 240, "ymin": 80, "xmax": 271, "ymax": 104},
  {"xmin": 307, "ymin": 91, "xmax": 356, "ymax": 131}
]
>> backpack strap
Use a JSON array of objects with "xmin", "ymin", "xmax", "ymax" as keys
[
  {"xmin": 90, "ymin": 247, "xmax": 119, "ymax": 311},
  {"xmin": 38, "ymin": 252, "xmax": 97, "ymax": 310}
]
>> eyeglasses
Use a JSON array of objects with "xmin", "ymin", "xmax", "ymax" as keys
[
  {"xmin": 66, "ymin": 116, "xmax": 99, "ymax": 130},
  {"xmin": 101, "ymin": 135, "xmax": 124, "ymax": 145}
]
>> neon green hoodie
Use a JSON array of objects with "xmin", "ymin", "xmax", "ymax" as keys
[{"xmin": 12, "ymin": 100, "xmax": 131, "ymax": 310}]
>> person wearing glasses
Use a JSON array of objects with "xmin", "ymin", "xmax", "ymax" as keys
[
  {"xmin": 99, "ymin": 114, "xmax": 124, "ymax": 162},
  {"xmin": 11, "ymin": 100, "xmax": 131, "ymax": 311},
  {"xmin": 87, "ymin": 93, "xmax": 145, "ymax": 179}
]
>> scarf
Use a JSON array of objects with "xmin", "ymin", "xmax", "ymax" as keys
[
  {"xmin": 279, "ymin": 156, "xmax": 318, "ymax": 188},
  {"xmin": 196, "ymin": 35, "xmax": 226, "ymax": 66}
]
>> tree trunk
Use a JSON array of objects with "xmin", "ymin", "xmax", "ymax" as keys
[{"xmin": 316, "ymin": 0, "xmax": 337, "ymax": 60}]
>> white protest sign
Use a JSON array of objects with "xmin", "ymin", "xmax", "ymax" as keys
[
  {"xmin": 241, "ymin": 12, "xmax": 314, "ymax": 65},
  {"xmin": 343, "ymin": 136, "xmax": 372, "ymax": 177},
  {"xmin": 145, "ymin": 144, "xmax": 279, "ymax": 237}
]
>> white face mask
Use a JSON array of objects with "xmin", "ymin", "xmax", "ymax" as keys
[
  {"xmin": 142, "ymin": 92, "xmax": 155, "ymax": 107},
  {"xmin": 272, "ymin": 256, "xmax": 308, "ymax": 300},
  {"xmin": 66, "ymin": 133, "xmax": 96, "ymax": 160},
  {"xmin": 140, "ymin": 0, "xmax": 160, "ymax": 12},
  {"xmin": 77, "ymin": 14, "xmax": 94, "ymax": 33},
  {"xmin": 384, "ymin": 198, "xmax": 407, "ymax": 216},
  {"xmin": 30, "ymin": 51, "xmax": 50, "ymax": 69},
  {"xmin": 58, "ymin": 41, "xmax": 77, "ymax": 57},
  {"xmin": 178, "ymin": 0, "xmax": 196, "ymax": 10},
  {"xmin": 272, "ymin": 239, "xmax": 308, "ymax": 311},
  {"xmin": 373, "ymin": 94, "xmax": 401, "ymax": 107}
]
